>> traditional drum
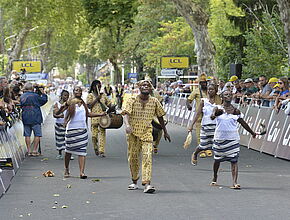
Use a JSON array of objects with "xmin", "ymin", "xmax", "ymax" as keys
[{"xmin": 99, "ymin": 113, "xmax": 123, "ymax": 129}]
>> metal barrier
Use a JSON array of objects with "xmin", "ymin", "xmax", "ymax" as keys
[
  {"xmin": 167, "ymin": 97, "xmax": 290, "ymax": 160},
  {"xmin": 0, "ymin": 95, "xmax": 55, "ymax": 197}
]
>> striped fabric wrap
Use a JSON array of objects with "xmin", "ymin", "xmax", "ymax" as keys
[
  {"xmin": 65, "ymin": 128, "xmax": 88, "ymax": 156},
  {"xmin": 213, "ymin": 140, "xmax": 240, "ymax": 162},
  {"xmin": 197, "ymin": 124, "xmax": 216, "ymax": 150},
  {"xmin": 55, "ymin": 123, "xmax": 66, "ymax": 151}
]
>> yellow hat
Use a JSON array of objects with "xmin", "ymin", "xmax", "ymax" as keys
[
  {"xmin": 229, "ymin": 75, "xmax": 238, "ymax": 82},
  {"xmin": 198, "ymin": 73, "xmax": 207, "ymax": 82},
  {"xmin": 269, "ymin": 77, "xmax": 279, "ymax": 83},
  {"xmin": 207, "ymin": 76, "xmax": 213, "ymax": 81},
  {"xmin": 273, "ymin": 83, "xmax": 280, "ymax": 88}
]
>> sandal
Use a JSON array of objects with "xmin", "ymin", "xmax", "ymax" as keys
[
  {"xmin": 153, "ymin": 147, "xmax": 158, "ymax": 154},
  {"xmin": 128, "ymin": 183, "xmax": 139, "ymax": 190},
  {"xmin": 210, "ymin": 181, "xmax": 218, "ymax": 186},
  {"xmin": 205, "ymin": 150, "xmax": 213, "ymax": 157},
  {"xmin": 32, "ymin": 152, "xmax": 40, "ymax": 157},
  {"xmin": 143, "ymin": 184, "xmax": 155, "ymax": 194},
  {"xmin": 199, "ymin": 151, "xmax": 207, "ymax": 158},
  {"xmin": 80, "ymin": 174, "xmax": 87, "ymax": 179},
  {"xmin": 230, "ymin": 184, "xmax": 241, "ymax": 190},
  {"xmin": 64, "ymin": 168, "xmax": 70, "ymax": 178},
  {"xmin": 191, "ymin": 153, "xmax": 197, "ymax": 166}
]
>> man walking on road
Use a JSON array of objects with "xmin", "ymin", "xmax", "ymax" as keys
[
  {"xmin": 122, "ymin": 80, "xmax": 171, "ymax": 193},
  {"xmin": 20, "ymin": 83, "xmax": 48, "ymax": 156}
]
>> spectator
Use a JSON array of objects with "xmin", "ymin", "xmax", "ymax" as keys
[
  {"xmin": 115, "ymin": 84, "xmax": 124, "ymax": 109},
  {"xmin": 0, "ymin": 77, "xmax": 8, "ymax": 98},
  {"xmin": 20, "ymin": 82, "xmax": 48, "ymax": 156},
  {"xmin": 217, "ymin": 79, "xmax": 225, "ymax": 95},
  {"xmin": 265, "ymin": 78, "xmax": 279, "ymax": 107},
  {"xmin": 104, "ymin": 84, "xmax": 113, "ymax": 99},
  {"xmin": 274, "ymin": 77, "xmax": 289, "ymax": 111},
  {"xmin": 256, "ymin": 75, "xmax": 272, "ymax": 107}
]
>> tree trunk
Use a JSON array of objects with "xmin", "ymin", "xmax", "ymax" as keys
[
  {"xmin": 277, "ymin": 0, "xmax": 290, "ymax": 68},
  {"xmin": 169, "ymin": 0, "xmax": 216, "ymax": 75},
  {"xmin": 109, "ymin": 59, "xmax": 120, "ymax": 84},
  {"xmin": 6, "ymin": 27, "xmax": 31, "ymax": 74},
  {"xmin": 41, "ymin": 29, "xmax": 54, "ymax": 73}
]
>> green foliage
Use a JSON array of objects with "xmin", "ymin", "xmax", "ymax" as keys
[
  {"xmin": 243, "ymin": 11, "xmax": 287, "ymax": 78},
  {"xmin": 209, "ymin": 0, "xmax": 245, "ymax": 79},
  {"xmin": 144, "ymin": 17, "xmax": 195, "ymax": 69}
]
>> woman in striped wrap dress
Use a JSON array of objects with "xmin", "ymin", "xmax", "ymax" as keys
[
  {"xmin": 53, "ymin": 90, "xmax": 69, "ymax": 159},
  {"xmin": 188, "ymin": 84, "xmax": 220, "ymax": 165},
  {"xmin": 210, "ymin": 90, "xmax": 257, "ymax": 189},
  {"xmin": 56, "ymin": 86, "xmax": 105, "ymax": 179}
]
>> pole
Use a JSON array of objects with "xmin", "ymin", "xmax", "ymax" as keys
[{"xmin": 121, "ymin": 64, "xmax": 124, "ymax": 85}]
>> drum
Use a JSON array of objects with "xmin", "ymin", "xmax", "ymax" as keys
[{"xmin": 99, "ymin": 113, "xmax": 123, "ymax": 129}]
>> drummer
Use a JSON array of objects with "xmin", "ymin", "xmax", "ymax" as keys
[
  {"xmin": 122, "ymin": 80, "xmax": 171, "ymax": 193},
  {"xmin": 145, "ymin": 76, "xmax": 164, "ymax": 154},
  {"xmin": 86, "ymin": 80, "xmax": 113, "ymax": 158}
]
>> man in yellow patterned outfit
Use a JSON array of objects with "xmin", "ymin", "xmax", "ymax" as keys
[
  {"xmin": 87, "ymin": 80, "xmax": 112, "ymax": 158},
  {"xmin": 122, "ymin": 80, "xmax": 171, "ymax": 193}
]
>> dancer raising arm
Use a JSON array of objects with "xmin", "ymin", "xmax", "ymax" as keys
[{"xmin": 210, "ymin": 90, "xmax": 257, "ymax": 189}]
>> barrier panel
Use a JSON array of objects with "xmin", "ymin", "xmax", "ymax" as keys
[
  {"xmin": 167, "ymin": 95, "xmax": 290, "ymax": 161},
  {"xmin": 0, "ymin": 95, "xmax": 54, "ymax": 197}
]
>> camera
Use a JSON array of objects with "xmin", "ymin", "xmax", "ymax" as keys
[{"xmin": 34, "ymin": 85, "xmax": 44, "ymax": 95}]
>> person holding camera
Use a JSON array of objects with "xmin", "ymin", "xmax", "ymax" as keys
[{"xmin": 20, "ymin": 82, "xmax": 48, "ymax": 156}]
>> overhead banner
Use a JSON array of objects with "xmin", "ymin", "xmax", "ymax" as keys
[
  {"xmin": 161, "ymin": 56, "xmax": 189, "ymax": 69},
  {"xmin": 12, "ymin": 60, "xmax": 42, "ymax": 73}
]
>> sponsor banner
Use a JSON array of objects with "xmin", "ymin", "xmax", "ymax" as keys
[
  {"xmin": 161, "ymin": 56, "xmax": 189, "ymax": 69},
  {"xmin": 239, "ymin": 105, "xmax": 258, "ymax": 147},
  {"xmin": 248, "ymin": 107, "xmax": 273, "ymax": 151},
  {"xmin": 175, "ymin": 98, "xmax": 186, "ymax": 125},
  {"xmin": 12, "ymin": 60, "xmax": 42, "ymax": 73},
  {"xmin": 275, "ymin": 116, "xmax": 290, "ymax": 159},
  {"xmin": 261, "ymin": 111, "xmax": 287, "ymax": 155}
]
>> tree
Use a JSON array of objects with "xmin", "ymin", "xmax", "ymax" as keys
[
  {"xmin": 277, "ymin": 0, "xmax": 290, "ymax": 69},
  {"xmin": 82, "ymin": 0, "xmax": 139, "ymax": 83},
  {"xmin": 169, "ymin": 0, "xmax": 216, "ymax": 75}
]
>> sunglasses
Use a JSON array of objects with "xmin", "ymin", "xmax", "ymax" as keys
[{"xmin": 278, "ymin": 82, "xmax": 283, "ymax": 84}]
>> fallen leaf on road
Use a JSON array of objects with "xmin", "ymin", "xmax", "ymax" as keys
[
  {"xmin": 34, "ymin": 177, "xmax": 38, "ymax": 179},
  {"xmin": 86, "ymin": 201, "xmax": 90, "ymax": 204},
  {"xmin": 41, "ymin": 158, "xmax": 48, "ymax": 162},
  {"xmin": 19, "ymin": 215, "xmax": 23, "ymax": 218},
  {"xmin": 43, "ymin": 170, "xmax": 55, "ymax": 177},
  {"xmin": 91, "ymin": 192, "xmax": 96, "ymax": 194},
  {"xmin": 52, "ymin": 206, "xmax": 57, "ymax": 209},
  {"xmin": 91, "ymin": 179, "xmax": 100, "ymax": 182},
  {"xmin": 219, "ymin": 187, "xmax": 223, "ymax": 189},
  {"xmin": 53, "ymin": 194, "xmax": 60, "ymax": 197},
  {"xmin": 27, "ymin": 213, "xmax": 32, "ymax": 216},
  {"xmin": 66, "ymin": 184, "xmax": 71, "ymax": 188},
  {"xmin": 62, "ymin": 205, "xmax": 68, "ymax": 209},
  {"xmin": 54, "ymin": 201, "xmax": 58, "ymax": 204}
]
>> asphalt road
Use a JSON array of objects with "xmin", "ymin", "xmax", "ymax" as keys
[{"xmin": 1, "ymin": 113, "xmax": 290, "ymax": 220}]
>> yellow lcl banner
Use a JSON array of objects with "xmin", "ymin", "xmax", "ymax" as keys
[
  {"xmin": 12, "ymin": 60, "xmax": 42, "ymax": 73},
  {"xmin": 161, "ymin": 57, "xmax": 189, "ymax": 69}
]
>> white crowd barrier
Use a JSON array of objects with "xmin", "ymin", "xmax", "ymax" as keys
[
  {"xmin": 0, "ymin": 95, "xmax": 55, "ymax": 197},
  {"xmin": 165, "ymin": 97, "xmax": 290, "ymax": 160}
]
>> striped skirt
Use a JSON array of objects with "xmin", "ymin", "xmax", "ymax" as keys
[
  {"xmin": 212, "ymin": 140, "xmax": 240, "ymax": 162},
  {"xmin": 55, "ymin": 123, "xmax": 66, "ymax": 151},
  {"xmin": 65, "ymin": 129, "xmax": 88, "ymax": 156},
  {"xmin": 197, "ymin": 124, "xmax": 216, "ymax": 150}
]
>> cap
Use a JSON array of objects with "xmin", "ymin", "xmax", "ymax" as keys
[
  {"xmin": 273, "ymin": 83, "xmax": 280, "ymax": 88},
  {"xmin": 207, "ymin": 76, "xmax": 213, "ymax": 81},
  {"xmin": 268, "ymin": 77, "xmax": 279, "ymax": 83},
  {"xmin": 244, "ymin": 78, "xmax": 253, "ymax": 83},
  {"xmin": 229, "ymin": 75, "xmax": 238, "ymax": 82},
  {"xmin": 198, "ymin": 73, "xmax": 207, "ymax": 82}
]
